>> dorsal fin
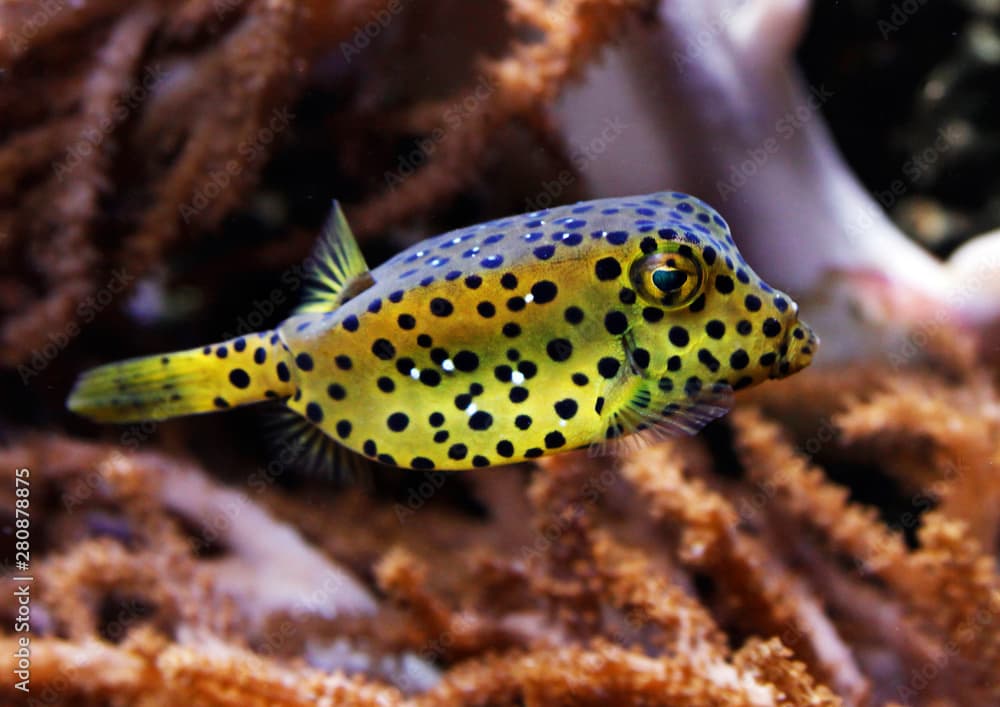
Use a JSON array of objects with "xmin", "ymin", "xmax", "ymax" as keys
[{"xmin": 295, "ymin": 201, "xmax": 373, "ymax": 314}]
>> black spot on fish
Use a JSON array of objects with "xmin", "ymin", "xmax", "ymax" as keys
[
  {"xmin": 564, "ymin": 306, "xmax": 584, "ymax": 324},
  {"xmin": 469, "ymin": 411, "xmax": 493, "ymax": 430},
  {"xmin": 597, "ymin": 357, "xmax": 620, "ymax": 379},
  {"xmin": 705, "ymin": 320, "xmax": 725, "ymax": 339},
  {"xmin": 545, "ymin": 431, "xmax": 566, "ymax": 449},
  {"xmin": 387, "ymin": 412, "xmax": 409, "ymax": 431},
  {"xmin": 546, "ymin": 338, "xmax": 573, "ymax": 362},
  {"xmin": 509, "ymin": 387, "xmax": 529, "ymax": 403},
  {"xmin": 698, "ymin": 349, "xmax": 721, "ymax": 373},
  {"xmin": 554, "ymin": 399, "xmax": 578, "ymax": 419},
  {"xmin": 327, "ymin": 383, "xmax": 346, "ymax": 400},
  {"xmin": 531, "ymin": 280, "xmax": 558, "ymax": 303},
  {"xmin": 669, "ymin": 326, "xmax": 689, "ymax": 347},
  {"xmin": 453, "ymin": 351, "xmax": 479, "ymax": 372},
  {"xmin": 372, "ymin": 339, "xmax": 395, "ymax": 360},
  {"xmin": 396, "ymin": 357, "xmax": 416, "ymax": 376},
  {"xmin": 229, "ymin": 369, "xmax": 250, "ymax": 389},
  {"xmin": 420, "ymin": 369, "xmax": 442, "ymax": 386},
  {"xmin": 430, "ymin": 298, "xmax": 454, "ymax": 317},
  {"xmin": 604, "ymin": 311, "xmax": 628, "ymax": 336},
  {"xmin": 595, "ymin": 257, "xmax": 622, "ymax": 281}
]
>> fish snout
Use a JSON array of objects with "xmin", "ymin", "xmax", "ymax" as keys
[{"xmin": 773, "ymin": 317, "xmax": 819, "ymax": 378}]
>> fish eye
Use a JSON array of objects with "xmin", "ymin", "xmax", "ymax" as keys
[
  {"xmin": 652, "ymin": 269, "xmax": 688, "ymax": 292},
  {"xmin": 630, "ymin": 248, "xmax": 703, "ymax": 308}
]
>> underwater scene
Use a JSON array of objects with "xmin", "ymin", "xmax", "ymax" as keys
[{"xmin": 1, "ymin": 0, "xmax": 999, "ymax": 704}]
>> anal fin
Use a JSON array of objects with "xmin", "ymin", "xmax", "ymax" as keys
[
  {"xmin": 295, "ymin": 201, "xmax": 373, "ymax": 314},
  {"xmin": 262, "ymin": 405, "xmax": 375, "ymax": 489}
]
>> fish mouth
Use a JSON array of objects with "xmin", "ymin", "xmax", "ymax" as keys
[{"xmin": 772, "ymin": 318, "xmax": 819, "ymax": 378}]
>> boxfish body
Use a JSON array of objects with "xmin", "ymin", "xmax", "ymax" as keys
[{"xmin": 68, "ymin": 192, "xmax": 818, "ymax": 471}]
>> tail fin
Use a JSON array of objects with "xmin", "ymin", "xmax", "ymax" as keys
[{"xmin": 67, "ymin": 331, "xmax": 296, "ymax": 423}]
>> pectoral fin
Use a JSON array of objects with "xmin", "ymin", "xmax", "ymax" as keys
[{"xmin": 593, "ymin": 335, "xmax": 734, "ymax": 456}]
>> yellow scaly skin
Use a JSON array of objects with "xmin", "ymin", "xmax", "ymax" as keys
[{"xmin": 68, "ymin": 192, "xmax": 818, "ymax": 471}]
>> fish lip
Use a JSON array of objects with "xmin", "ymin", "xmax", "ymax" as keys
[{"xmin": 772, "ymin": 318, "xmax": 819, "ymax": 378}]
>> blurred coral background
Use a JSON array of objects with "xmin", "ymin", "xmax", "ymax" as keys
[{"xmin": 1, "ymin": 0, "xmax": 998, "ymax": 705}]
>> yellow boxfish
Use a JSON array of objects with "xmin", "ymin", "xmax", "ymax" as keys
[{"xmin": 68, "ymin": 192, "xmax": 818, "ymax": 470}]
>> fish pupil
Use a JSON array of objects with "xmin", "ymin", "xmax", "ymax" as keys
[{"xmin": 652, "ymin": 269, "xmax": 687, "ymax": 292}]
